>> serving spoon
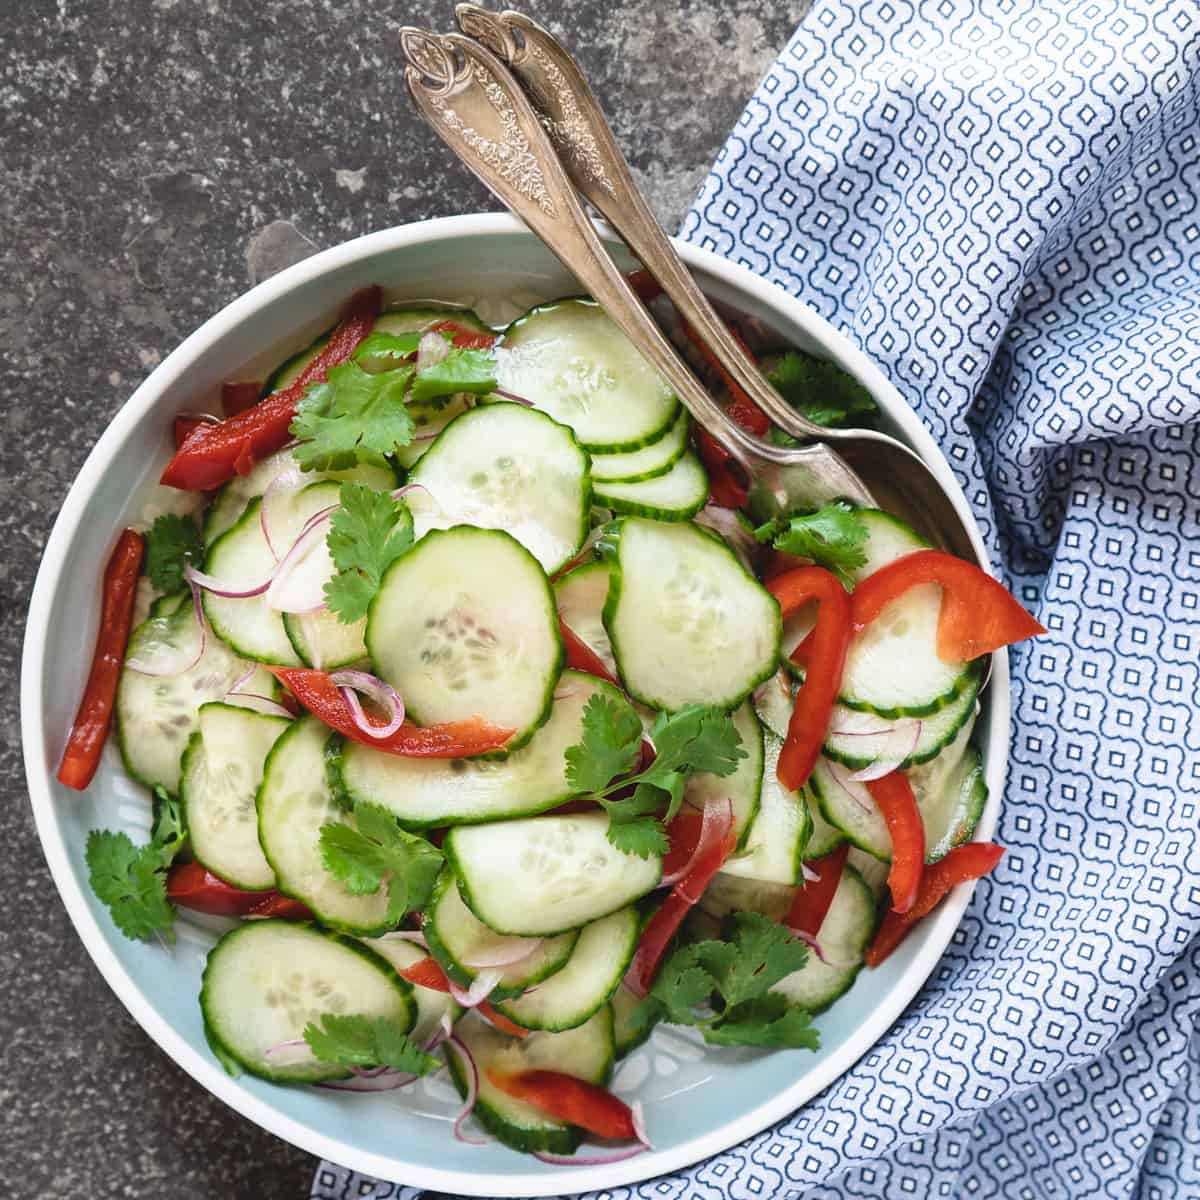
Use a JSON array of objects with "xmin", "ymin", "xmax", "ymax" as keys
[{"xmin": 397, "ymin": 19, "xmax": 982, "ymax": 567}]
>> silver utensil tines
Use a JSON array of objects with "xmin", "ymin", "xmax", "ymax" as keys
[{"xmin": 398, "ymin": 15, "xmax": 981, "ymax": 566}]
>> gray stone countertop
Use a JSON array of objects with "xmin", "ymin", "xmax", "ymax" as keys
[{"xmin": 1, "ymin": 1, "xmax": 802, "ymax": 1195}]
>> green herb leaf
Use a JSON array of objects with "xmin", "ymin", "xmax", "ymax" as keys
[
  {"xmin": 409, "ymin": 346, "xmax": 497, "ymax": 403},
  {"xmin": 767, "ymin": 350, "xmax": 878, "ymax": 428},
  {"xmin": 290, "ymin": 361, "xmax": 415, "ymax": 471},
  {"xmin": 756, "ymin": 501, "xmax": 868, "ymax": 589},
  {"xmin": 598, "ymin": 782, "xmax": 670, "ymax": 859},
  {"xmin": 303, "ymin": 1013, "xmax": 441, "ymax": 1075},
  {"xmin": 150, "ymin": 785, "xmax": 188, "ymax": 868},
  {"xmin": 318, "ymin": 802, "xmax": 443, "ymax": 925},
  {"xmin": 699, "ymin": 912, "xmax": 810, "ymax": 1006},
  {"xmin": 646, "ymin": 705, "xmax": 747, "ymax": 784},
  {"xmin": 323, "ymin": 483, "xmax": 414, "ymax": 623},
  {"xmin": 701, "ymin": 994, "xmax": 820, "ymax": 1049},
  {"xmin": 565, "ymin": 692, "xmax": 644, "ymax": 796},
  {"xmin": 647, "ymin": 945, "xmax": 717, "ymax": 1024},
  {"xmin": 86, "ymin": 830, "xmax": 176, "ymax": 944},
  {"xmin": 144, "ymin": 513, "xmax": 203, "ymax": 594},
  {"xmin": 352, "ymin": 331, "xmax": 422, "ymax": 364}
]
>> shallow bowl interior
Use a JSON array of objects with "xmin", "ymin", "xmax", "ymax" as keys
[{"xmin": 22, "ymin": 213, "xmax": 1008, "ymax": 1197}]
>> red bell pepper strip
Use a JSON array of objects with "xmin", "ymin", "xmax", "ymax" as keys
[
  {"xmin": 57, "ymin": 529, "xmax": 145, "ymax": 791},
  {"xmin": 425, "ymin": 319, "xmax": 497, "ymax": 350},
  {"xmin": 864, "ymin": 841, "xmax": 1005, "ymax": 966},
  {"xmin": 850, "ymin": 550, "xmax": 1046, "ymax": 663},
  {"xmin": 486, "ymin": 1069, "xmax": 637, "ymax": 1140},
  {"xmin": 766, "ymin": 567, "xmax": 851, "ymax": 792},
  {"xmin": 270, "ymin": 668, "xmax": 513, "ymax": 758},
  {"xmin": 681, "ymin": 321, "xmax": 771, "ymax": 437},
  {"xmin": 395, "ymin": 957, "xmax": 528, "ymax": 1038},
  {"xmin": 626, "ymin": 269, "xmax": 664, "ymax": 303},
  {"xmin": 787, "ymin": 844, "xmax": 850, "ymax": 937},
  {"xmin": 160, "ymin": 286, "xmax": 382, "ymax": 491},
  {"xmin": 559, "ymin": 618, "xmax": 618, "ymax": 685},
  {"xmin": 173, "ymin": 415, "xmax": 210, "ymax": 448},
  {"xmin": 626, "ymin": 803, "xmax": 736, "ymax": 995},
  {"xmin": 221, "ymin": 380, "xmax": 262, "ymax": 417},
  {"xmin": 165, "ymin": 861, "xmax": 312, "ymax": 919},
  {"xmin": 864, "ymin": 772, "xmax": 925, "ymax": 914}
]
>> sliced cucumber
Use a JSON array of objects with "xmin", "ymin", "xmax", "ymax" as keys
[
  {"xmin": 719, "ymin": 736, "xmax": 812, "ymax": 885},
  {"xmin": 611, "ymin": 983, "xmax": 655, "ymax": 1059},
  {"xmin": 446, "ymin": 812, "xmax": 662, "ymax": 936},
  {"xmin": 149, "ymin": 590, "xmax": 188, "ymax": 619},
  {"xmin": 496, "ymin": 299, "xmax": 679, "ymax": 452},
  {"xmin": 491, "ymin": 907, "xmax": 639, "ymax": 1032},
  {"xmin": 282, "ymin": 606, "xmax": 367, "ymax": 672},
  {"xmin": 116, "ymin": 602, "xmax": 274, "ymax": 795},
  {"xmin": 423, "ymin": 870, "xmax": 579, "ymax": 998},
  {"xmin": 202, "ymin": 481, "xmax": 343, "ymax": 666},
  {"xmin": 553, "ymin": 562, "xmax": 616, "ymax": 678},
  {"xmin": 846, "ymin": 847, "xmax": 890, "ymax": 897},
  {"xmin": 805, "ymin": 787, "xmax": 847, "ymax": 859},
  {"xmin": 592, "ymin": 451, "xmax": 708, "ymax": 521},
  {"xmin": 824, "ymin": 664, "xmax": 982, "ymax": 770},
  {"xmin": 445, "ymin": 1007, "xmax": 614, "ymax": 1155},
  {"xmin": 376, "ymin": 305, "xmax": 492, "ymax": 338},
  {"xmin": 753, "ymin": 669, "xmax": 794, "ymax": 740},
  {"xmin": 699, "ymin": 873, "xmax": 795, "ymax": 923},
  {"xmin": 203, "ymin": 447, "xmax": 393, "ymax": 546},
  {"xmin": 588, "ymin": 407, "xmax": 689, "ymax": 483},
  {"xmin": 685, "ymin": 700, "xmax": 764, "ymax": 849},
  {"xmin": 257, "ymin": 717, "xmax": 394, "ymax": 934},
  {"xmin": 394, "ymin": 394, "xmax": 473, "ymax": 470},
  {"xmin": 360, "ymin": 934, "xmax": 463, "ymax": 1045},
  {"xmin": 811, "ymin": 715, "xmax": 987, "ymax": 863},
  {"xmin": 179, "ymin": 702, "xmax": 290, "ymax": 890},
  {"xmin": 334, "ymin": 671, "xmax": 623, "ymax": 828},
  {"xmin": 770, "ymin": 864, "xmax": 875, "ymax": 1013},
  {"xmin": 366, "ymin": 526, "xmax": 562, "ymax": 750},
  {"xmin": 405, "ymin": 403, "xmax": 590, "ymax": 574},
  {"xmin": 200, "ymin": 920, "xmax": 414, "ymax": 1082},
  {"xmin": 850, "ymin": 509, "xmax": 929, "ymax": 582},
  {"xmin": 605, "ymin": 517, "xmax": 780, "ymax": 711},
  {"xmin": 261, "ymin": 331, "xmax": 330, "ymax": 395}
]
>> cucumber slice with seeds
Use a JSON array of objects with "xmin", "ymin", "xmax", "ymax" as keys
[
  {"xmin": 180, "ymin": 702, "xmax": 290, "ymax": 890},
  {"xmin": 366, "ymin": 526, "xmax": 563, "ymax": 750},
  {"xmin": 282, "ymin": 606, "xmax": 367, "ymax": 671},
  {"xmin": 684, "ymin": 699, "xmax": 764, "ymax": 850},
  {"xmin": 116, "ymin": 602, "xmax": 274, "ymax": 795},
  {"xmin": 592, "ymin": 450, "xmax": 708, "ymax": 521},
  {"xmin": 394, "ymin": 394, "xmax": 473, "ymax": 470},
  {"xmin": 805, "ymin": 788, "xmax": 847, "ymax": 859},
  {"xmin": 446, "ymin": 812, "xmax": 662, "ymax": 936},
  {"xmin": 334, "ymin": 671, "xmax": 624, "ymax": 828},
  {"xmin": 423, "ymin": 870, "xmax": 579, "ymax": 999},
  {"xmin": 201, "ymin": 921, "xmax": 414, "ymax": 1083},
  {"xmin": 359, "ymin": 935, "xmax": 463, "ymax": 1045},
  {"xmin": 497, "ymin": 299, "xmax": 679, "ymax": 452},
  {"xmin": 605, "ymin": 517, "xmax": 780, "ymax": 711},
  {"xmin": 589, "ymin": 407, "xmax": 689, "ymax": 483},
  {"xmin": 850, "ymin": 509, "xmax": 930, "ymax": 582},
  {"xmin": 611, "ymin": 983, "xmax": 655, "ymax": 1058},
  {"xmin": 406, "ymin": 403, "xmax": 590, "ymax": 574},
  {"xmin": 553, "ymin": 562, "xmax": 616, "ymax": 678},
  {"xmin": 491, "ymin": 906, "xmax": 639, "ymax": 1032}
]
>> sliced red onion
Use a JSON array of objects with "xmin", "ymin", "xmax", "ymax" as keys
[
  {"xmin": 125, "ymin": 580, "xmax": 207, "ymax": 676},
  {"xmin": 491, "ymin": 388, "xmax": 534, "ymax": 406},
  {"xmin": 391, "ymin": 482, "xmax": 429, "ymax": 501},
  {"xmin": 824, "ymin": 760, "xmax": 874, "ymax": 815},
  {"xmin": 789, "ymin": 928, "xmax": 860, "ymax": 970},
  {"xmin": 329, "ymin": 670, "xmax": 405, "ymax": 739},
  {"xmin": 417, "ymin": 330, "xmax": 451, "ymax": 371},
  {"xmin": 553, "ymin": 685, "xmax": 578, "ymax": 702},
  {"xmin": 260, "ymin": 463, "xmax": 307, "ymax": 560},
  {"xmin": 459, "ymin": 937, "xmax": 543, "ymax": 970},
  {"xmin": 264, "ymin": 508, "xmax": 337, "ymax": 614},
  {"xmin": 801, "ymin": 861, "xmax": 821, "ymax": 884},
  {"xmin": 447, "ymin": 1034, "xmax": 490, "ymax": 1145},
  {"xmin": 423, "ymin": 1012, "xmax": 454, "ymax": 1052},
  {"xmin": 185, "ymin": 562, "xmax": 273, "ymax": 600},
  {"xmin": 846, "ymin": 721, "xmax": 922, "ymax": 783},
  {"xmin": 263, "ymin": 1039, "xmax": 314, "ymax": 1067},
  {"xmin": 631, "ymin": 1100, "xmax": 652, "ymax": 1149},
  {"xmin": 224, "ymin": 692, "xmax": 295, "ymax": 720},
  {"xmin": 666, "ymin": 798, "xmax": 734, "ymax": 899},
  {"xmin": 317, "ymin": 1068, "xmax": 420, "ymax": 1093},
  {"xmin": 534, "ymin": 1145, "xmax": 648, "ymax": 1166},
  {"xmin": 448, "ymin": 967, "xmax": 504, "ymax": 1009},
  {"xmin": 376, "ymin": 929, "xmax": 428, "ymax": 947}
]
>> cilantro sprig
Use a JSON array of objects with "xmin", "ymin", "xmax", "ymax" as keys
[
  {"xmin": 86, "ymin": 787, "xmax": 187, "ymax": 944},
  {"xmin": 766, "ymin": 350, "xmax": 878, "ymax": 428},
  {"xmin": 318, "ymin": 801, "xmax": 443, "ymax": 925},
  {"xmin": 144, "ymin": 513, "xmax": 204, "ymax": 594},
  {"xmin": 303, "ymin": 1013, "xmax": 441, "ymax": 1076},
  {"xmin": 755, "ymin": 501, "xmax": 869, "ymax": 589},
  {"xmin": 564, "ymin": 693, "xmax": 746, "ymax": 858},
  {"xmin": 409, "ymin": 345, "xmax": 497, "ymax": 403},
  {"xmin": 324, "ymin": 483, "xmax": 414, "ymax": 623},
  {"xmin": 643, "ymin": 912, "xmax": 820, "ymax": 1050}
]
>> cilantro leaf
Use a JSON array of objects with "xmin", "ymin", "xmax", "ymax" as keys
[
  {"xmin": 318, "ymin": 802, "xmax": 443, "ymax": 924},
  {"xmin": 646, "ymin": 705, "xmax": 747, "ymax": 783},
  {"xmin": 701, "ymin": 994, "xmax": 820, "ymax": 1049},
  {"xmin": 767, "ymin": 350, "xmax": 878, "ymax": 428},
  {"xmin": 757, "ymin": 502, "xmax": 868, "ymax": 589},
  {"xmin": 303, "ymin": 1013, "xmax": 441, "ymax": 1075},
  {"xmin": 86, "ymin": 830, "xmax": 176, "ymax": 944},
  {"xmin": 565, "ymin": 693, "xmax": 643, "ymax": 796},
  {"xmin": 352, "ymin": 331, "xmax": 421, "ymax": 364},
  {"xmin": 598, "ymin": 782, "xmax": 670, "ymax": 859},
  {"xmin": 290, "ymin": 361, "xmax": 415, "ymax": 471},
  {"xmin": 700, "ymin": 912, "xmax": 810, "ymax": 1006},
  {"xmin": 647, "ymin": 945, "xmax": 717, "ymax": 1024},
  {"xmin": 144, "ymin": 513, "xmax": 203, "ymax": 594},
  {"xmin": 409, "ymin": 346, "xmax": 497, "ymax": 403},
  {"xmin": 323, "ymin": 483, "xmax": 414, "ymax": 623},
  {"xmin": 150, "ymin": 786, "xmax": 188, "ymax": 868}
]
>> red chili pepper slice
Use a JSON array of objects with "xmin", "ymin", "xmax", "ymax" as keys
[
  {"xmin": 270, "ymin": 668, "xmax": 513, "ymax": 758},
  {"xmin": 864, "ymin": 772, "xmax": 925, "ymax": 914},
  {"xmin": 787, "ymin": 844, "xmax": 850, "ymax": 936},
  {"xmin": 165, "ymin": 861, "xmax": 311, "ymax": 918},
  {"xmin": 425, "ymin": 319, "xmax": 498, "ymax": 350},
  {"xmin": 220, "ymin": 380, "xmax": 262, "ymax": 418},
  {"xmin": 396, "ymin": 957, "xmax": 528, "ymax": 1038},
  {"xmin": 559, "ymin": 618, "xmax": 618, "ymax": 685},
  {"xmin": 487, "ymin": 1069, "xmax": 637, "ymax": 1140},
  {"xmin": 850, "ymin": 549, "xmax": 1046, "ymax": 663},
  {"xmin": 766, "ymin": 567, "xmax": 851, "ymax": 792},
  {"xmin": 864, "ymin": 842, "xmax": 1005, "ymax": 965},
  {"xmin": 160, "ymin": 286, "xmax": 382, "ymax": 491},
  {"xmin": 57, "ymin": 529, "xmax": 145, "ymax": 791}
]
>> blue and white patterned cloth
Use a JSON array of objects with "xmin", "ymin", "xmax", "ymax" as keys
[{"xmin": 314, "ymin": 1, "xmax": 1200, "ymax": 1196}]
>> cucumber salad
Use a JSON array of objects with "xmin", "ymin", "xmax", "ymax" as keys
[{"xmin": 59, "ymin": 283, "xmax": 1043, "ymax": 1163}]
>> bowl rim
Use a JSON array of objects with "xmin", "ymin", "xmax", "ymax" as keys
[{"xmin": 21, "ymin": 211, "xmax": 1009, "ymax": 1195}]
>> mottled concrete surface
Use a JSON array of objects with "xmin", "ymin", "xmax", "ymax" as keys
[{"xmin": 1, "ymin": 1, "xmax": 804, "ymax": 1197}]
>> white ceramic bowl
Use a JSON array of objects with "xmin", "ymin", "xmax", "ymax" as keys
[{"xmin": 22, "ymin": 213, "xmax": 1007, "ymax": 1196}]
